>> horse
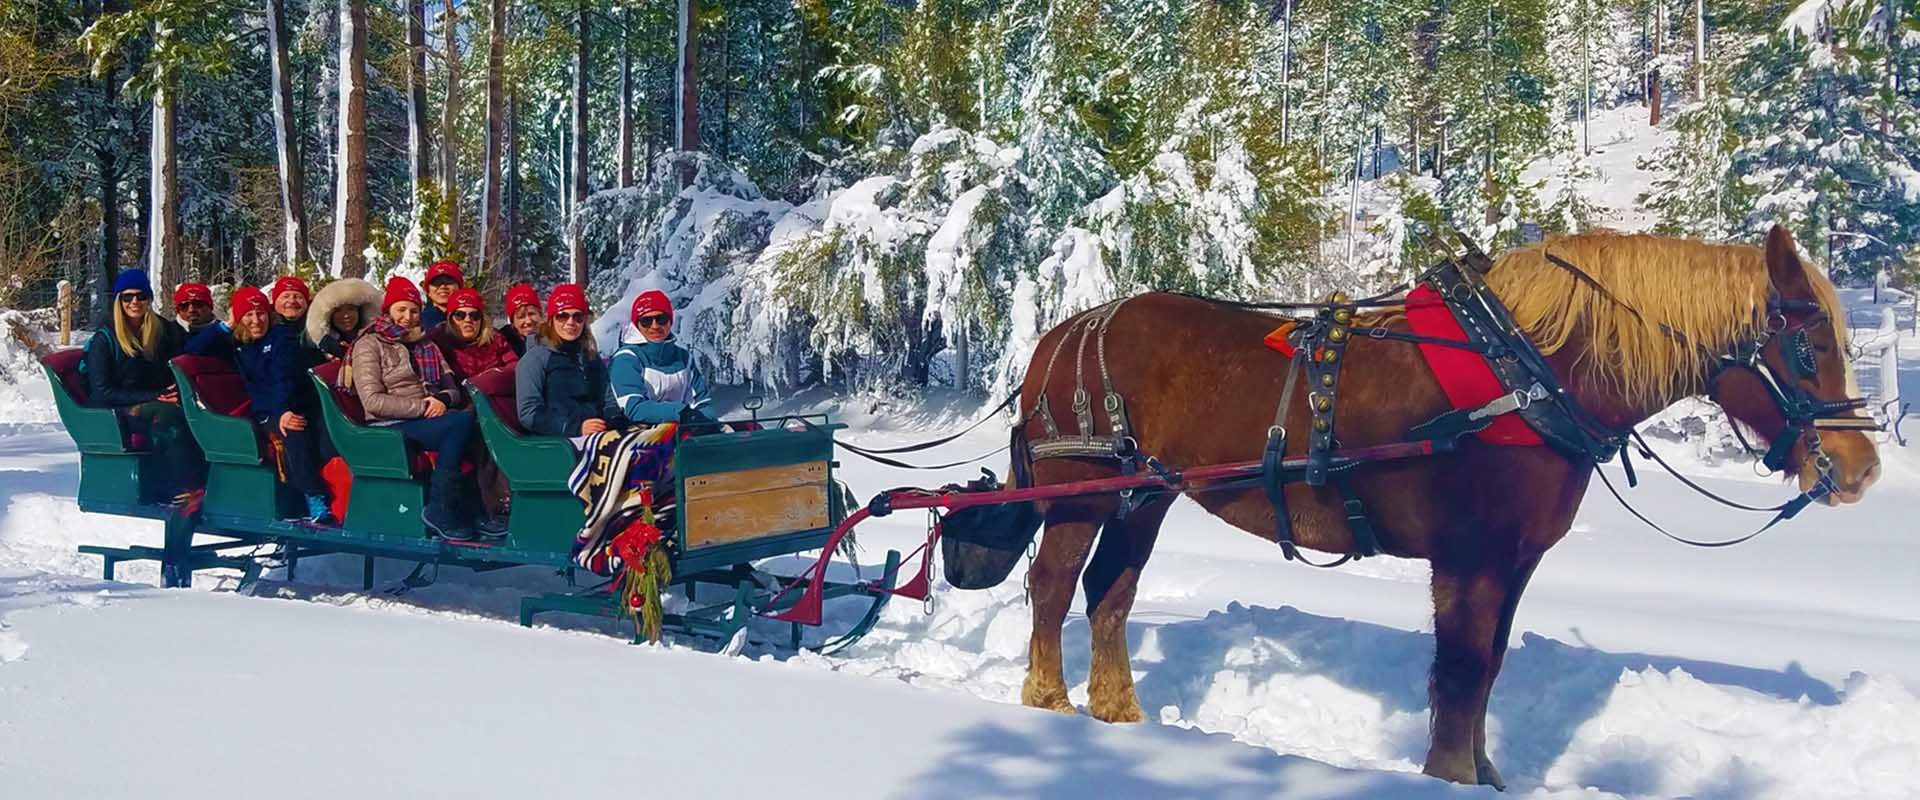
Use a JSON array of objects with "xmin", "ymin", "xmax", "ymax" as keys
[{"xmin": 943, "ymin": 225, "xmax": 1882, "ymax": 789}]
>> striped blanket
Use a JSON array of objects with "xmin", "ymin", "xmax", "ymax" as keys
[{"xmin": 565, "ymin": 423, "xmax": 680, "ymax": 575}]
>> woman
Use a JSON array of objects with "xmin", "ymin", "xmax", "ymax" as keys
[
  {"xmin": 430, "ymin": 287, "xmax": 519, "ymax": 381},
  {"xmin": 515, "ymin": 284, "xmax": 624, "ymax": 439},
  {"xmin": 498, "ymin": 283, "xmax": 543, "ymax": 357},
  {"xmin": 346, "ymin": 277, "xmax": 500, "ymax": 541},
  {"xmin": 82, "ymin": 269, "xmax": 204, "ymax": 500},
  {"xmin": 231, "ymin": 286, "xmax": 333, "ymax": 523},
  {"xmin": 307, "ymin": 277, "xmax": 380, "ymax": 362},
  {"xmin": 610, "ymin": 290, "xmax": 715, "ymax": 427}
]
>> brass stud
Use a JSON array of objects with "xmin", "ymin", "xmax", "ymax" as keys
[
  {"xmin": 1329, "ymin": 291, "xmax": 1351, "ymax": 304},
  {"xmin": 1321, "ymin": 350, "xmax": 1338, "ymax": 363},
  {"xmin": 1333, "ymin": 308, "xmax": 1353, "ymax": 324},
  {"xmin": 1313, "ymin": 395, "xmax": 1332, "ymax": 412},
  {"xmin": 1314, "ymin": 418, "xmax": 1329, "ymax": 432},
  {"xmin": 1329, "ymin": 327, "xmax": 1347, "ymax": 342},
  {"xmin": 1320, "ymin": 373, "xmax": 1334, "ymax": 387}
]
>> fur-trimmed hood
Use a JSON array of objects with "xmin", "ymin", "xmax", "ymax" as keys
[{"xmin": 306, "ymin": 278, "xmax": 382, "ymax": 346}]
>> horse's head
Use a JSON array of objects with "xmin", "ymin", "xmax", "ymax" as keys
[{"xmin": 1708, "ymin": 225, "xmax": 1881, "ymax": 505}]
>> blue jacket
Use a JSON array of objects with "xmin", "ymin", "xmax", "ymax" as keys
[
  {"xmin": 236, "ymin": 323, "xmax": 317, "ymax": 425},
  {"xmin": 182, "ymin": 321, "xmax": 236, "ymax": 362},
  {"xmin": 609, "ymin": 338, "xmax": 711, "ymax": 424},
  {"xmin": 515, "ymin": 338, "xmax": 624, "ymax": 436}
]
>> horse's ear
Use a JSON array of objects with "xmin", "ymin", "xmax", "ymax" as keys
[{"xmin": 1763, "ymin": 224, "xmax": 1810, "ymax": 293}]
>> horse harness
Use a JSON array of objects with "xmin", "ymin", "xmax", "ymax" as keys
[{"xmin": 1018, "ymin": 253, "xmax": 1880, "ymax": 564}]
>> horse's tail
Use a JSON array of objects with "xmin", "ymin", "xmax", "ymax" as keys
[{"xmin": 940, "ymin": 424, "xmax": 1044, "ymax": 590}]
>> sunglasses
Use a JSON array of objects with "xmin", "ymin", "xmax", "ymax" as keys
[
  {"xmin": 637, "ymin": 314, "xmax": 671, "ymax": 329},
  {"xmin": 553, "ymin": 311, "xmax": 587, "ymax": 324},
  {"xmin": 117, "ymin": 292, "xmax": 151, "ymax": 304},
  {"xmin": 450, "ymin": 310, "xmax": 484, "ymax": 322},
  {"xmin": 178, "ymin": 300, "xmax": 210, "ymax": 310}
]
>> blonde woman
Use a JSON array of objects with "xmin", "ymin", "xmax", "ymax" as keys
[{"xmin": 82, "ymin": 269, "xmax": 204, "ymax": 499}]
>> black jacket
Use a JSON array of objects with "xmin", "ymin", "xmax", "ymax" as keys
[
  {"xmin": 82, "ymin": 324, "xmax": 185, "ymax": 407},
  {"xmin": 514, "ymin": 338, "xmax": 625, "ymax": 436}
]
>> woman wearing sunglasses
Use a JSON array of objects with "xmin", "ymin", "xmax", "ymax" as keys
[
  {"xmin": 231, "ymin": 286, "xmax": 335, "ymax": 524},
  {"xmin": 515, "ymin": 284, "xmax": 625, "ymax": 441},
  {"xmin": 82, "ymin": 269, "xmax": 205, "ymax": 499},
  {"xmin": 346, "ymin": 277, "xmax": 496, "ymax": 541},
  {"xmin": 610, "ymin": 290, "xmax": 714, "ymax": 427},
  {"xmin": 430, "ymin": 288, "xmax": 519, "ymax": 381}
]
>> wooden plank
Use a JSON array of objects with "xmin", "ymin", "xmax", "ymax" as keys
[
  {"xmin": 683, "ymin": 461, "xmax": 827, "ymax": 501},
  {"xmin": 683, "ymin": 484, "xmax": 829, "ymax": 549}
]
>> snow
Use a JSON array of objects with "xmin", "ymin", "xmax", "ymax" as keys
[{"xmin": 0, "ymin": 312, "xmax": 58, "ymax": 424}]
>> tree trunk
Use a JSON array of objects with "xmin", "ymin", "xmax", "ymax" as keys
[
  {"xmin": 1693, "ymin": 0, "xmax": 1705, "ymax": 101},
  {"xmin": 1276, "ymin": 0, "xmax": 1292, "ymax": 146},
  {"xmin": 149, "ymin": 46, "xmax": 181, "ymax": 312},
  {"xmin": 569, "ymin": 0, "xmax": 589, "ymax": 285},
  {"xmin": 333, "ymin": 0, "xmax": 369, "ymax": 278},
  {"xmin": 440, "ymin": 0, "xmax": 460, "ymax": 251},
  {"xmin": 406, "ymin": 0, "xmax": 431, "ymax": 222},
  {"xmin": 676, "ymin": 0, "xmax": 701, "ymax": 160},
  {"xmin": 93, "ymin": 0, "xmax": 121, "ymax": 326},
  {"xmin": 1582, "ymin": 0, "xmax": 1593, "ymax": 155},
  {"xmin": 268, "ymin": 0, "xmax": 313, "ymax": 269},
  {"xmin": 619, "ymin": 7, "xmax": 634, "ymax": 191},
  {"xmin": 479, "ymin": 0, "xmax": 508, "ymax": 275},
  {"xmin": 1649, "ymin": 2, "xmax": 1663, "ymax": 127},
  {"xmin": 506, "ymin": 89, "xmax": 520, "ymax": 280}
]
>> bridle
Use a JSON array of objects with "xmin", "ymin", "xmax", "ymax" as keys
[{"xmin": 1707, "ymin": 290, "xmax": 1877, "ymax": 501}]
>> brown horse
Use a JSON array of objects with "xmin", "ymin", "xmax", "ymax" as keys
[{"xmin": 947, "ymin": 226, "xmax": 1881, "ymax": 788}]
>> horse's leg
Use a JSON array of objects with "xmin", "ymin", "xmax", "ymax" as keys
[
  {"xmin": 1022, "ymin": 500, "xmax": 1109, "ymax": 714},
  {"xmin": 1080, "ymin": 496, "xmax": 1173, "ymax": 724},
  {"xmin": 1423, "ymin": 559, "xmax": 1521, "ymax": 786},
  {"xmin": 1468, "ymin": 553, "xmax": 1543, "ymax": 791}
]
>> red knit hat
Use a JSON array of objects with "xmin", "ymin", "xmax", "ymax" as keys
[
  {"xmin": 503, "ymin": 283, "xmax": 540, "ymax": 317},
  {"xmin": 425, "ymin": 260, "xmax": 465, "ymax": 287},
  {"xmin": 448, "ymin": 287, "xmax": 485, "ymax": 313},
  {"xmin": 546, "ymin": 284, "xmax": 588, "ymax": 317},
  {"xmin": 270, "ymin": 275, "xmax": 311, "ymax": 303},
  {"xmin": 230, "ymin": 286, "xmax": 270, "ymax": 316},
  {"xmin": 382, "ymin": 276, "xmax": 424, "ymax": 312},
  {"xmin": 173, "ymin": 282, "xmax": 213, "ymax": 308},
  {"xmin": 629, "ymin": 290, "xmax": 673, "ymax": 326}
]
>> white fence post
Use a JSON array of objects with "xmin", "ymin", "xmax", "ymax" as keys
[{"xmin": 1879, "ymin": 306, "xmax": 1900, "ymax": 438}]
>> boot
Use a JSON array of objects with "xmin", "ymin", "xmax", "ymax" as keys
[{"xmin": 423, "ymin": 472, "xmax": 476, "ymax": 541}]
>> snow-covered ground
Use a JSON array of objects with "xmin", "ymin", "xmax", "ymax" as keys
[{"xmin": 6, "ymin": 107, "xmax": 1920, "ymax": 798}]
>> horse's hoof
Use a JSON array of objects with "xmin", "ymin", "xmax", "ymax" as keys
[
  {"xmin": 1421, "ymin": 758, "xmax": 1478, "ymax": 786},
  {"xmin": 1475, "ymin": 756, "xmax": 1507, "ymax": 792},
  {"xmin": 1089, "ymin": 699, "xmax": 1145, "ymax": 724},
  {"xmin": 1021, "ymin": 682, "xmax": 1077, "ymax": 714}
]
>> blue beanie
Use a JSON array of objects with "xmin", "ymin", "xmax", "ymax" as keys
[{"xmin": 112, "ymin": 269, "xmax": 153, "ymax": 297}]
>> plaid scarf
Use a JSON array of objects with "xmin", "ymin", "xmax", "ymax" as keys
[{"xmin": 370, "ymin": 316, "xmax": 447, "ymax": 388}]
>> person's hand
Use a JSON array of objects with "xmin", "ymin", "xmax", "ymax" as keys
[
  {"xmin": 279, "ymin": 411, "xmax": 307, "ymax": 434},
  {"xmin": 423, "ymin": 396, "xmax": 447, "ymax": 418},
  {"xmin": 580, "ymin": 418, "xmax": 607, "ymax": 435},
  {"xmin": 157, "ymin": 387, "xmax": 180, "ymax": 404}
]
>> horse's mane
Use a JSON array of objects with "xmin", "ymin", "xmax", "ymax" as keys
[{"xmin": 1478, "ymin": 229, "xmax": 1846, "ymax": 409}]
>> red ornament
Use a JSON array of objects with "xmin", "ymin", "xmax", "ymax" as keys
[{"xmin": 611, "ymin": 518, "xmax": 662, "ymax": 573}]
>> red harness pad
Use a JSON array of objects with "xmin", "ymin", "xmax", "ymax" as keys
[
  {"xmin": 1263, "ymin": 288, "xmax": 1541, "ymax": 447},
  {"xmin": 1405, "ymin": 285, "xmax": 1542, "ymax": 446}
]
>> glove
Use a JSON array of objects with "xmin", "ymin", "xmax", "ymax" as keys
[{"xmin": 679, "ymin": 405, "xmax": 719, "ymax": 430}]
